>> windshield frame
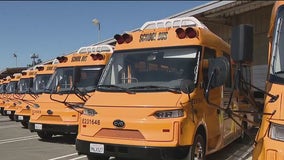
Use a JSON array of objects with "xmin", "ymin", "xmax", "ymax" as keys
[
  {"xmin": 269, "ymin": 6, "xmax": 284, "ymax": 84},
  {"xmin": 98, "ymin": 46, "xmax": 201, "ymax": 93},
  {"xmin": 18, "ymin": 77, "xmax": 33, "ymax": 94},
  {"xmin": 45, "ymin": 65, "xmax": 104, "ymax": 94},
  {"xmin": 6, "ymin": 81, "xmax": 18, "ymax": 93},
  {"xmin": 32, "ymin": 74, "xmax": 52, "ymax": 94}
]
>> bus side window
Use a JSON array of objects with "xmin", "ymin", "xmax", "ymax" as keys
[
  {"xmin": 223, "ymin": 52, "xmax": 232, "ymax": 88},
  {"xmin": 203, "ymin": 47, "xmax": 216, "ymax": 86}
]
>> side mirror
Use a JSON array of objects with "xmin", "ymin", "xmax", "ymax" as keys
[
  {"xmin": 180, "ymin": 79, "xmax": 195, "ymax": 94},
  {"xmin": 205, "ymin": 56, "xmax": 229, "ymax": 102},
  {"xmin": 231, "ymin": 24, "xmax": 253, "ymax": 63},
  {"xmin": 207, "ymin": 56, "xmax": 230, "ymax": 89}
]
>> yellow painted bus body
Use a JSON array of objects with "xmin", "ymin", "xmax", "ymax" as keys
[
  {"xmin": 253, "ymin": 1, "xmax": 284, "ymax": 159},
  {"xmin": 14, "ymin": 65, "xmax": 56, "ymax": 127},
  {"xmin": 0, "ymin": 77, "xmax": 11, "ymax": 115},
  {"xmin": 29, "ymin": 45, "xmax": 113, "ymax": 139},
  {"xmin": 76, "ymin": 17, "xmax": 246, "ymax": 160},
  {"xmin": 3, "ymin": 73, "xmax": 22, "ymax": 120}
]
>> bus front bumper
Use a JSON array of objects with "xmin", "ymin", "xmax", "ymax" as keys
[
  {"xmin": 29, "ymin": 123, "xmax": 78, "ymax": 135},
  {"xmin": 76, "ymin": 139, "xmax": 189, "ymax": 160}
]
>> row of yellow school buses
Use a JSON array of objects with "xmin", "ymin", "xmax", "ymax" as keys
[{"xmin": 1, "ymin": 1, "xmax": 284, "ymax": 160}]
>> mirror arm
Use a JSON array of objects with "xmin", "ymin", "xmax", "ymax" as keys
[
  {"xmin": 240, "ymin": 79, "xmax": 278, "ymax": 103},
  {"xmin": 205, "ymin": 68, "xmax": 216, "ymax": 102}
]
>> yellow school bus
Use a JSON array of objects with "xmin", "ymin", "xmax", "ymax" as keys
[
  {"xmin": 0, "ymin": 77, "xmax": 11, "ymax": 115},
  {"xmin": 0, "ymin": 79, "xmax": 7, "ymax": 115},
  {"xmin": 13, "ymin": 69, "xmax": 37, "ymax": 127},
  {"xmin": 253, "ymin": 1, "xmax": 284, "ymax": 159},
  {"xmin": 29, "ymin": 45, "xmax": 113, "ymax": 139},
  {"xmin": 76, "ymin": 17, "xmax": 250, "ymax": 160},
  {"xmin": 3, "ymin": 73, "xmax": 22, "ymax": 120},
  {"xmin": 14, "ymin": 64, "xmax": 56, "ymax": 128}
]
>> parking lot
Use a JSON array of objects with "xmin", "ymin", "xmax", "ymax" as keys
[{"xmin": 0, "ymin": 115, "xmax": 255, "ymax": 160}]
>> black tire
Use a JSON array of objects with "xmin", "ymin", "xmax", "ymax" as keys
[
  {"xmin": 8, "ymin": 115, "xmax": 14, "ymax": 121},
  {"xmin": 37, "ymin": 131, "xmax": 53, "ymax": 140},
  {"xmin": 87, "ymin": 155, "xmax": 109, "ymax": 160},
  {"xmin": 0, "ymin": 108, "xmax": 4, "ymax": 115},
  {"xmin": 21, "ymin": 121, "xmax": 29, "ymax": 128},
  {"xmin": 182, "ymin": 133, "xmax": 205, "ymax": 160},
  {"xmin": 238, "ymin": 120, "xmax": 251, "ymax": 144}
]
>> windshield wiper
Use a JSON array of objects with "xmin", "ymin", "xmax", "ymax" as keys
[
  {"xmin": 97, "ymin": 84, "xmax": 135, "ymax": 94},
  {"xmin": 129, "ymin": 85, "xmax": 181, "ymax": 94}
]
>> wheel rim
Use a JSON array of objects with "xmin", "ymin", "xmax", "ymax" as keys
[{"xmin": 194, "ymin": 138, "xmax": 204, "ymax": 160}]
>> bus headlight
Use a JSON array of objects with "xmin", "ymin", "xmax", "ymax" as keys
[
  {"xmin": 83, "ymin": 108, "xmax": 97, "ymax": 116},
  {"xmin": 154, "ymin": 109, "xmax": 184, "ymax": 119},
  {"xmin": 269, "ymin": 123, "xmax": 284, "ymax": 142}
]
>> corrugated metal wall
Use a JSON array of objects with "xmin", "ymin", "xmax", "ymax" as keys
[
  {"xmin": 203, "ymin": 4, "xmax": 273, "ymax": 90},
  {"xmin": 205, "ymin": 5, "xmax": 273, "ymax": 66}
]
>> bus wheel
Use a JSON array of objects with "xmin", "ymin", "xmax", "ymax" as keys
[
  {"xmin": 86, "ymin": 155, "xmax": 109, "ymax": 160},
  {"xmin": 8, "ymin": 115, "xmax": 14, "ymax": 121},
  {"xmin": 21, "ymin": 121, "xmax": 28, "ymax": 128},
  {"xmin": 239, "ymin": 120, "xmax": 250, "ymax": 144},
  {"xmin": 37, "ymin": 131, "xmax": 53, "ymax": 140},
  {"xmin": 183, "ymin": 134, "xmax": 205, "ymax": 160}
]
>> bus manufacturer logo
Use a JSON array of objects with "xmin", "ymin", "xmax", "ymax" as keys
[{"xmin": 113, "ymin": 119, "xmax": 125, "ymax": 128}]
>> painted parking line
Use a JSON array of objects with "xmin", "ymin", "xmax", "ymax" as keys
[
  {"xmin": 48, "ymin": 153, "xmax": 79, "ymax": 160},
  {"xmin": 69, "ymin": 155, "xmax": 87, "ymax": 160},
  {"xmin": 0, "ymin": 135, "xmax": 38, "ymax": 144}
]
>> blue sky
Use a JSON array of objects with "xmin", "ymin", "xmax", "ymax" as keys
[{"xmin": 0, "ymin": 1, "xmax": 209, "ymax": 70}]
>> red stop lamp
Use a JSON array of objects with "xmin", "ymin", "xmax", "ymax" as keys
[
  {"xmin": 175, "ymin": 28, "xmax": 186, "ymax": 39},
  {"xmin": 36, "ymin": 66, "xmax": 44, "ymax": 71},
  {"xmin": 57, "ymin": 56, "xmax": 68, "ymax": 63},
  {"xmin": 186, "ymin": 27, "xmax": 197, "ymax": 38},
  {"xmin": 21, "ymin": 72, "xmax": 27, "ymax": 76},
  {"xmin": 122, "ymin": 33, "xmax": 133, "ymax": 43},
  {"xmin": 114, "ymin": 34, "xmax": 124, "ymax": 44},
  {"xmin": 91, "ymin": 54, "xmax": 105, "ymax": 60}
]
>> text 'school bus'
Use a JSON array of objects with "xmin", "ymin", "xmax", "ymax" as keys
[
  {"xmin": 0, "ymin": 78, "xmax": 9, "ymax": 115},
  {"xmin": 76, "ymin": 17, "xmax": 252, "ymax": 160},
  {"xmin": 253, "ymin": 1, "xmax": 284, "ymax": 159},
  {"xmin": 29, "ymin": 45, "xmax": 113, "ymax": 139},
  {"xmin": 3, "ymin": 73, "xmax": 22, "ymax": 120},
  {"xmin": 14, "ymin": 64, "xmax": 56, "ymax": 128}
]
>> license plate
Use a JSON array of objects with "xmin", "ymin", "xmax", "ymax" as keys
[
  {"xmin": 90, "ymin": 143, "xmax": 104, "ymax": 154},
  {"xmin": 6, "ymin": 111, "xmax": 11, "ymax": 115},
  {"xmin": 35, "ymin": 124, "xmax": 42, "ymax": 130},
  {"xmin": 18, "ymin": 116, "xmax": 23, "ymax": 120}
]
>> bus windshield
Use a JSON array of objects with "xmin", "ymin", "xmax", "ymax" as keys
[
  {"xmin": 18, "ymin": 78, "xmax": 33, "ymax": 94},
  {"xmin": 270, "ymin": 6, "xmax": 284, "ymax": 83},
  {"xmin": 6, "ymin": 81, "xmax": 18, "ymax": 93},
  {"xmin": 98, "ymin": 46, "xmax": 200, "ymax": 92},
  {"xmin": 0, "ymin": 84, "xmax": 6, "ymax": 93},
  {"xmin": 46, "ymin": 66, "xmax": 104, "ymax": 94},
  {"xmin": 33, "ymin": 74, "xmax": 51, "ymax": 94}
]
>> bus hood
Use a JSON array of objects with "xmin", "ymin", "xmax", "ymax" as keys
[{"xmin": 86, "ymin": 92, "xmax": 183, "ymax": 108}]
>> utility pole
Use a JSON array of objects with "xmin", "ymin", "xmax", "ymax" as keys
[{"xmin": 31, "ymin": 53, "xmax": 39, "ymax": 66}]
